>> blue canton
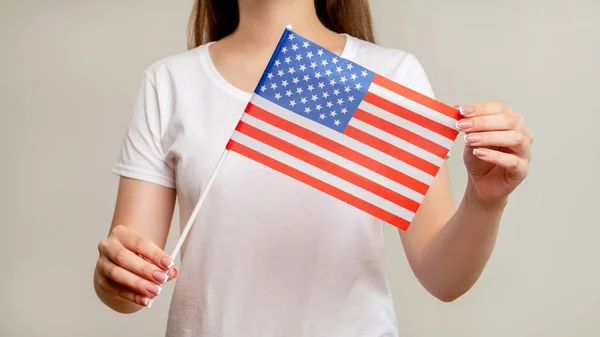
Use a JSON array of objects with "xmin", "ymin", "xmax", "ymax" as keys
[{"xmin": 255, "ymin": 30, "xmax": 375, "ymax": 132}]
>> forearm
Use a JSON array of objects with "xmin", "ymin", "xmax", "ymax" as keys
[{"xmin": 417, "ymin": 181, "xmax": 506, "ymax": 301}]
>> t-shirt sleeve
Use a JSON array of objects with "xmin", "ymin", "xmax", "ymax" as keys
[{"xmin": 112, "ymin": 74, "xmax": 176, "ymax": 188}]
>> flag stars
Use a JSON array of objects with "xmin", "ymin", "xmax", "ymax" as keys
[
  {"xmin": 291, "ymin": 44, "xmax": 299, "ymax": 51},
  {"xmin": 315, "ymin": 104, "xmax": 322, "ymax": 110},
  {"xmin": 260, "ymin": 85, "xmax": 266, "ymax": 92},
  {"xmin": 271, "ymin": 83, "xmax": 278, "ymax": 89},
  {"xmin": 348, "ymin": 96, "xmax": 355, "ymax": 102},
  {"xmin": 303, "ymin": 75, "xmax": 310, "ymax": 82},
  {"xmin": 286, "ymin": 90, "xmax": 293, "ymax": 97},
  {"xmin": 296, "ymin": 87, "xmax": 304, "ymax": 94},
  {"xmin": 299, "ymin": 64, "xmax": 307, "ymax": 71},
  {"xmin": 274, "ymin": 93, "xmax": 282, "ymax": 100},
  {"xmin": 319, "ymin": 113, "xmax": 326, "ymax": 120},
  {"xmin": 344, "ymin": 86, "xmax": 351, "ymax": 93},
  {"xmin": 330, "ymin": 110, "xmax": 337, "ymax": 117},
  {"xmin": 326, "ymin": 101, "xmax": 333, "ymax": 108},
  {"xmin": 281, "ymin": 47, "xmax": 288, "ymax": 53},
  {"xmin": 285, "ymin": 57, "xmax": 292, "ymax": 64},
  {"xmin": 337, "ymin": 98, "xmax": 344, "ymax": 105},
  {"xmin": 288, "ymin": 67, "xmax": 296, "ymax": 74},
  {"xmin": 351, "ymin": 73, "xmax": 357, "ymax": 80},
  {"xmin": 267, "ymin": 72, "xmax": 274, "ymax": 79},
  {"xmin": 281, "ymin": 80, "xmax": 288, "ymax": 87},
  {"xmin": 275, "ymin": 60, "xmax": 281, "ymax": 67},
  {"xmin": 304, "ymin": 107, "xmax": 311, "ymax": 113},
  {"xmin": 302, "ymin": 41, "xmax": 310, "ymax": 48},
  {"xmin": 301, "ymin": 97, "xmax": 308, "ymax": 104},
  {"xmin": 322, "ymin": 92, "xmax": 330, "ymax": 98},
  {"xmin": 314, "ymin": 72, "xmax": 322, "ymax": 79},
  {"xmin": 317, "ymin": 49, "xmax": 324, "ymax": 56},
  {"xmin": 325, "ymin": 69, "xmax": 332, "ymax": 76},
  {"xmin": 354, "ymin": 83, "xmax": 362, "ymax": 90},
  {"xmin": 340, "ymin": 76, "xmax": 347, "ymax": 83},
  {"xmin": 289, "ymin": 100, "xmax": 297, "ymax": 107},
  {"xmin": 278, "ymin": 70, "xmax": 285, "ymax": 77},
  {"xmin": 321, "ymin": 60, "xmax": 329, "ymax": 67},
  {"xmin": 295, "ymin": 54, "xmax": 303, "ymax": 61},
  {"xmin": 310, "ymin": 62, "xmax": 317, "ymax": 69},
  {"xmin": 311, "ymin": 95, "xmax": 318, "ymax": 101},
  {"xmin": 307, "ymin": 51, "xmax": 314, "ymax": 59},
  {"xmin": 292, "ymin": 77, "xmax": 300, "ymax": 84},
  {"xmin": 332, "ymin": 57, "xmax": 339, "ymax": 64},
  {"xmin": 361, "ymin": 70, "xmax": 369, "ymax": 77},
  {"xmin": 288, "ymin": 33, "xmax": 295, "ymax": 40},
  {"xmin": 307, "ymin": 85, "xmax": 314, "ymax": 91},
  {"xmin": 341, "ymin": 107, "xmax": 348, "ymax": 114},
  {"xmin": 336, "ymin": 66, "xmax": 342, "ymax": 73},
  {"xmin": 318, "ymin": 82, "xmax": 325, "ymax": 89},
  {"xmin": 329, "ymin": 79, "xmax": 336, "ymax": 86},
  {"xmin": 333, "ymin": 89, "xmax": 340, "ymax": 95},
  {"xmin": 346, "ymin": 63, "xmax": 354, "ymax": 70},
  {"xmin": 334, "ymin": 119, "xmax": 341, "ymax": 126}
]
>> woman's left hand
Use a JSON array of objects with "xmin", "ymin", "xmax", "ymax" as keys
[{"xmin": 456, "ymin": 102, "xmax": 533, "ymax": 205}]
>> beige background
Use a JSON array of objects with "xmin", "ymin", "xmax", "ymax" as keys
[{"xmin": 1, "ymin": 0, "xmax": 599, "ymax": 336}]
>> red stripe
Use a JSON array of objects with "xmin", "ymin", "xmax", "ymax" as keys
[
  {"xmin": 373, "ymin": 74, "xmax": 460, "ymax": 120},
  {"xmin": 235, "ymin": 121, "xmax": 420, "ymax": 213},
  {"xmin": 353, "ymin": 108, "xmax": 449, "ymax": 159},
  {"xmin": 344, "ymin": 125, "xmax": 439, "ymax": 177},
  {"xmin": 245, "ymin": 103, "xmax": 429, "ymax": 195},
  {"xmin": 363, "ymin": 91, "xmax": 459, "ymax": 140},
  {"xmin": 227, "ymin": 140, "xmax": 411, "ymax": 230}
]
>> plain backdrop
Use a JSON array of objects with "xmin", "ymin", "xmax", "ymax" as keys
[{"xmin": 1, "ymin": 0, "xmax": 599, "ymax": 336}]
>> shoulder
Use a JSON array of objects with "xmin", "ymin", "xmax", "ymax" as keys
[
  {"xmin": 347, "ymin": 36, "xmax": 431, "ymax": 93},
  {"xmin": 142, "ymin": 46, "xmax": 208, "ymax": 86}
]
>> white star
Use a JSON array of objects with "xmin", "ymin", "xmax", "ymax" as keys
[
  {"xmin": 295, "ymin": 54, "xmax": 303, "ymax": 61},
  {"xmin": 285, "ymin": 57, "xmax": 292, "ymax": 64},
  {"xmin": 346, "ymin": 63, "xmax": 354, "ymax": 70},
  {"xmin": 330, "ymin": 110, "xmax": 337, "ymax": 117},
  {"xmin": 292, "ymin": 77, "xmax": 300, "ymax": 84},
  {"xmin": 336, "ymin": 66, "xmax": 342, "ymax": 73},
  {"xmin": 345, "ymin": 86, "xmax": 351, "ymax": 93},
  {"xmin": 354, "ymin": 83, "xmax": 362, "ymax": 90},
  {"xmin": 332, "ymin": 57, "xmax": 339, "ymax": 64},
  {"xmin": 307, "ymin": 85, "xmax": 314, "ymax": 91},
  {"xmin": 291, "ymin": 44, "xmax": 299, "ymax": 51},
  {"xmin": 267, "ymin": 72, "xmax": 274, "ymax": 79},
  {"xmin": 326, "ymin": 101, "xmax": 333, "ymax": 108},
  {"xmin": 286, "ymin": 90, "xmax": 292, "ymax": 97},
  {"xmin": 333, "ymin": 89, "xmax": 340, "ymax": 95},
  {"xmin": 348, "ymin": 96, "xmax": 355, "ymax": 102},
  {"xmin": 341, "ymin": 108, "xmax": 348, "ymax": 114},
  {"xmin": 322, "ymin": 92, "xmax": 329, "ymax": 98},
  {"xmin": 318, "ymin": 82, "xmax": 325, "ymax": 89},
  {"xmin": 319, "ymin": 113, "xmax": 326, "ymax": 120},
  {"xmin": 340, "ymin": 76, "xmax": 347, "ymax": 83},
  {"xmin": 334, "ymin": 119, "xmax": 341, "ymax": 126},
  {"xmin": 278, "ymin": 70, "xmax": 284, "ymax": 77},
  {"xmin": 275, "ymin": 60, "xmax": 281, "ymax": 66},
  {"xmin": 281, "ymin": 47, "xmax": 288, "ymax": 53},
  {"xmin": 317, "ymin": 49, "xmax": 324, "ymax": 56},
  {"xmin": 303, "ymin": 75, "xmax": 310, "ymax": 82},
  {"xmin": 288, "ymin": 67, "xmax": 296, "ymax": 74},
  {"xmin": 361, "ymin": 70, "xmax": 368, "ymax": 77},
  {"xmin": 260, "ymin": 85, "xmax": 266, "ymax": 92},
  {"xmin": 288, "ymin": 33, "xmax": 295, "ymax": 40},
  {"xmin": 281, "ymin": 80, "xmax": 288, "ymax": 87},
  {"xmin": 304, "ymin": 107, "xmax": 311, "ymax": 113},
  {"xmin": 296, "ymin": 87, "xmax": 304, "ymax": 94},
  {"xmin": 302, "ymin": 41, "xmax": 310, "ymax": 48},
  {"xmin": 306, "ymin": 51, "xmax": 314, "ymax": 59},
  {"xmin": 314, "ymin": 72, "xmax": 322, "ymax": 79},
  {"xmin": 321, "ymin": 59, "xmax": 329, "ymax": 66},
  {"xmin": 315, "ymin": 104, "xmax": 322, "ymax": 111},
  {"xmin": 311, "ymin": 95, "xmax": 318, "ymax": 101},
  {"xmin": 351, "ymin": 73, "xmax": 357, "ymax": 80},
  {"xmin": 271, "ymin": 83, "xmax": 278, "ymax": 89},
  {"xmin": 325, "ymin": 69, "xmax": 332, "ymax": 76},
  {"xmin": 310, "ymin": 62, "xmax": 317, "ymax": 69},
  {"xmin": 337, "ymin": 98, "xmax": 344, "ymax": 105},
  {"xmin": 274, "ymin": 93, "xmax": 282, "ymax": 100},
  {"xmin": 289, "ymin": 100, "xmax": 296, "ymax": 107},
  {"xmin": 299, "ymin": 64, "xmax": 307, "ymax": 71},
  {"xmin": 301, "ymin": 97, "xmax": 308, "ymax": 104},
  {"xmin": 329, "ymin": 79, "xmax": 336, "ymax": 86}
]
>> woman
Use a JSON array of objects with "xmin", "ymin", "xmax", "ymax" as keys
[{"xmin": 94, "ymin": 0, "xmax": 533, "ymax": 336}]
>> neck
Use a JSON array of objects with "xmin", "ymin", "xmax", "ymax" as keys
[{"xmin": 230, "ymin": 0, "xmax": 335, "ymax": 49}]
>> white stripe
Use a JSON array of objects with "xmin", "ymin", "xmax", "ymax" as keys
[
  {"xmin": 241, "ymin": 113, "xmax": 425, "ymax": 203},
  {"xmin": 369, "ymin": 82, "xmax": 458, "ymax": 131},
  {"xmin": 231, "ymin": 131, "xmax": 415, "ymax": 222},
  {"xmin": 251, "ymin": 96, "xmax": 434, "ymax": 185},
  {"xmin": 358, "ymin": 101, "xmax": 454, "ymax": 149},
  {"xmin": 348, "ymin": 118, "xmax": 444, "ymax": 166}
]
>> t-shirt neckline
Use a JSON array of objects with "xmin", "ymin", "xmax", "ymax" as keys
[{"xmin": 200, "ymin": 34, "xmax": 357, "ymax": 102}]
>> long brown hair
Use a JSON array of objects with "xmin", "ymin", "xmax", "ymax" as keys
[{"xmin": 187, "ymin": 0, "xmax": 374, "ymax": 49}]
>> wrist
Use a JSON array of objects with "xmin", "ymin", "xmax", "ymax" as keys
[{"xmin": 464, "ymin": 181, "xmax": 508, "ymax": 212}]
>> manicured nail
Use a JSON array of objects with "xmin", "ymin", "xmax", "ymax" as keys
[
  {"xmin": 464, "ymin": 134, "xmax": 482, "ymax": 144},
  {"xmin": 146, "ymin": 284, "xmax": 162, "ymax": 295},
  {"xmin": 459, "ymin": 105, "xmax": 475, "ymax": 116},
  {"xmin": 161, "ymin": 256, "xmax": 174, "ymax": 269},
  {"xmin": 456, "ymin": 119, "xmax": 473, "ymax": 130},
  {"xmin": 152, "ymin": 271, "xmax": 169, "ymax": 283},
  {"xmin": 146, "ymin": 299, "xmax": 154, "ymax": 309},
  {"xmin": 140, "ymin": 297, "xmax": 149, "ymax": 306},
  {"xmin": 473, "ymin": 148, "xmax": 488, "ymax": 157}
]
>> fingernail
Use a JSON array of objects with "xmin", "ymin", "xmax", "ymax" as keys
[
  {"xmin": 146, "ymin": 284, "xmax": 162, "ymax": 295},
  {"xmin": 456, "ymin": 119, "xmax": 473, "ymax": 130},
  {"xmin": 141, "ymin": 297, "xmax": 149, "ymax": 306},
  {"xmin": 161, "ymin": 256, "xmax": 174, "ymax": 269},
  {"xmin": 464, "ymin": 134, "xmax": 482, "ymax": 144},
  {"xmin": 152, "ymin": 271, "xmax": 169, "ymax": 283},
  {"xmin": 146, "ymin": 299, "xmax": 154, "ymax": 309},
  {"xmin": 459, "ymin": 105, "xmax": 475, "ymax": 116},
  {"xmin": 473, "ymin": 148, "xmax": 487, "ymax": 157}
]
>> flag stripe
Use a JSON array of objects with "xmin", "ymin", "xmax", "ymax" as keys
[
  {"xmin": 372, "ymin": 74, "xmax": 460, "ymax": 120},
  {"xmin": 344, "ymin": 125, "xmax": 439, "ymax": 177},
  {"xmin": 363, "ymin": 91, "xmax": 459, "ymax": 140},
  {"xmin": 235, "ymin": 121, "xmax": 421, "ymax": 213},
  {"xmin": 240, "ymin": 112, "xmax": 425, "ymax": 203},
  {"xmin": 351, "ymin": 109, "xmax": 448, "ymax": 160},
  {"xmin": 250, "ymin": 96, "xmax": 434, "ymax": 186}
]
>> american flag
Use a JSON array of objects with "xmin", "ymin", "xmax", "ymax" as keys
[{"xmin": 226, "ymin": 28, "xmax": 460, "ymax": 230}]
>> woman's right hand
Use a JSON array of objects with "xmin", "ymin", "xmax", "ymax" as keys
[{"xmin": 95, "ymin": 225, "xmax": 178, "ymax": 308}]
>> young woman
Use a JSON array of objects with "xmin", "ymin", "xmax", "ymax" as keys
[{"xmin": 94, "ymin": 0, "xmax": 533, "ymax": 336}]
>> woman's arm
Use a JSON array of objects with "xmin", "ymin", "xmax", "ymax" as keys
[{"xmin": 94, "ymin": 177, "xmax": 177, "ymax": 313}]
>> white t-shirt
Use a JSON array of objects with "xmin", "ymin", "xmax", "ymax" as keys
[{"xmin": 113, "ymin": 34, "xmax": 435, "ymax": 337}]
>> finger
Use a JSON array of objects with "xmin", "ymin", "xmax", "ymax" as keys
[
  {"xmin": 111, "ymin": 225, "xmax": 173, "ymax": 271},
  {"xmin": 167, "ymin": 267, "xmax": 179, "ymax": 281},
  {"xmin": 458, "ymin": 101, "xmax": 511, "ymax": 117},
  {"xmin": 464, "ymin": 130, "xmax": 530, "ymax": 157},
  {"xmin": 106, "ymin": 240, "xmax": 170, "ymax": 284},
  {"xmin": 95, "ymin": 263, "xmax": 151, "ymax": 307},
  {"xmin": 97, "ymin": 255, "xmax": 163, "ymax": 298},
  {"xmin": 472, "ymin": 148, "xmax": 529, "ymax": 178},
  {"xmin": 456, "ymin": 113, "xmax": 521, "ymax": 133}
]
